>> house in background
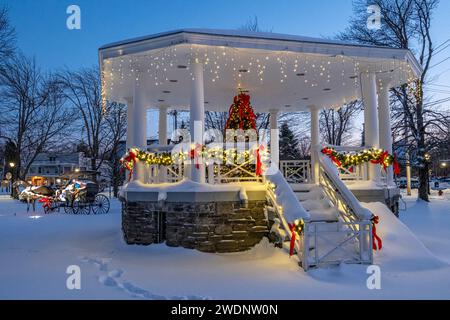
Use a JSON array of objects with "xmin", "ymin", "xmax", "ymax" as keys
[{"xmin": 26, "ymin": 153, "xmax": 87, "ymax": 186}]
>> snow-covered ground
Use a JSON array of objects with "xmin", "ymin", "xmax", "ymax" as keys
[{"xmin": 1, "ymin": 189, "xmax": 450, "ymax": 300}]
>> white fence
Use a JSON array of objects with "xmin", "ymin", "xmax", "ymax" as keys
[{"xmin": 279, "ymin": 160, "xmax": 311, "ymax": 184}]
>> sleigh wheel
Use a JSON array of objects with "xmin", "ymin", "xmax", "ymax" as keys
[{"xmin": 92, "ymin": 194, "xmax": 110, "ymax": 214}]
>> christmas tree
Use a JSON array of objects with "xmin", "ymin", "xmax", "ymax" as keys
[
  {"xmin": 279, "ymin": 122, "xmax": 301, "ymax": 160},
  {"xmin": 225, "ymin": 92, "xmax": 257, "ymax": 131}
]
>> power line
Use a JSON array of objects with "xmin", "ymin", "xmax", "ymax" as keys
[
  {"xmin": 429, "ymin": 56, "xmax": 450, "ymax": 69},
  {"xmin": 424, "ymin": 37, "xmax": 450, "ymax": 59},
  {"xmin": 427, "ymin": 83, "xmax": 450, "ymax": 89}
]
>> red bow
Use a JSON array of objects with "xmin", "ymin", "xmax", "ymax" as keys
[
  {"xmin": 255, "ymin": 145, "xmax": 264, "ymax": 176},
  {"xmin": 190, "ymin": 144, "xmax": 202, "ymax": 169},
  {"xmin": 120, "ymin": 149, "xmax": 138, "ymax": 181},
  {"xmin": 371, "ymin": 215, "xmax": 382, "ymax": 250},
  {"xmin": 288, "ymin": 223, "xmax": 297, "ymax": 257},
  {"xmin": 370, "ymin": 151, "xmax": 389, "ymax": 170},
  {"xmin": 393, "ymin": 153, "xmax": 400, "ymax": 175},
  {"xmin": 322, "ymin": 147, "xmax": 341, "ymax": 167}
]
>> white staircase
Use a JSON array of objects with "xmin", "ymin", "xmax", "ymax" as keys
[
  {"xmin": 293, "ymin": 184, "xmax": 339, "ymax": 223},
  {"xmin": 267, "ymin": 152, "xmax": 374, "ymax": 271}
]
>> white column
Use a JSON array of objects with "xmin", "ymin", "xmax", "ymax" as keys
[
  {"xmin": 361, "ymin": 72, "xmax": 381, "ymax": 184},
  {"xmin": 378, "ymin": 78, "xmax": 394, "ymax": 186},
  {"xmin": 132, "ymin": 76, "xmax": 147, "ymax": 183},
  {"xmin": 269, "ymin": 109, "xmax": 279, "ymax": 170},
  {"xmin": 125, "ymin": 97, "xmax": 134, "ymax": 149},
  {"xmin": 158, "ymin": 105, "xmax": 168, "ymax": 182},
  {"xmin": 190, "ymin": 61, "xmax": 205, "ymax": 183},
  {"xmin": 158, "ymin": 106, "xmax": 168, "ymax": 146},
  {"xmin": 310, "ymin": 106, "xmax": 320, "ymax": 184}
]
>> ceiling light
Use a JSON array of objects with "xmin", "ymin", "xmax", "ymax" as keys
[{"xmin": 177, "ymin": 65, "xmax": 187, "ymax": 69}]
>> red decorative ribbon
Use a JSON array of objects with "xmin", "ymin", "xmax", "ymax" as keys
[
  {"xmin": 321, "ymin": 147, "xmax": 341, "ymax": 167},
  {"xmin": 255, "ymin": 145, "xmax": 264, "ymax": 176},
  {"xmin": 370, "ymin": 151, "xmax": 389, "ymax": 170},
  {"xmin": 120, "ymin": 149, "xmax": 138, "ymax": 181},
  {"xmin": 371, "ymin": 215, "xmax": 383, "ymax": 250},
  {"xmin": 190, "ymin": 144, "xmax": 202, "ymax": 169},
  {"xmin": 38, "ymin": 197, "xmax": 52, "ymax": 212},
  {"xmin": 288, "ymin": 223, "xmax": 297, "ymax": 257},
  {"xmin": 393, "ymin": 153, "xmax": 400, "ymax": 176}
]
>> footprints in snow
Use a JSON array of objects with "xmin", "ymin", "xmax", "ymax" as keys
[{"xmin": 79, "ymin": 256, "xmax": 208, "ymax": 300}]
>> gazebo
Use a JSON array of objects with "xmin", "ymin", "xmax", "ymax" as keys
[{"xmin": 99, "ymin": 29, "xmax": 421, "ymax": 269}]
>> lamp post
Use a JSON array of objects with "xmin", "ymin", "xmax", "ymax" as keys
[
  {"xmin": 9, "ymin": 162, "xmax": 15, "ymax": 198},
  {"xmin": 424, "ymin": 153, "xmax": 431, "ymax": 195}
]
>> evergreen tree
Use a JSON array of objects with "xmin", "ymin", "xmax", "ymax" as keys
[{"xmin": 279, "ymin": 122, "xmax": 301, "ymax": 160}]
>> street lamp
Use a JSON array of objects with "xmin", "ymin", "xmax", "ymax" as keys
[
  {"xmin": 8, "ymin": 162, "xmax": 15, "ymax": 198},
  {"xmin": 424, "ymin": 153, "xmax": 431, "ymax": 195}
]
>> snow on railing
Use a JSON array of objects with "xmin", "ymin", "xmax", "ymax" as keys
[
  {"xmin": 314, "ymin": 150, "xmax": 373, "ymax": 267},
  {"xmin": 318, "ymin": 152, "xmax": 372, "ymax": 220}
]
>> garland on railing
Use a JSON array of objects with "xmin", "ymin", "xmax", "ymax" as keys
[
  {"xmin": 120, "ymin": 145, "xmax": 268, "ymax": 181},
  {"xmin": 321, "ymin": 147, "xmax": 400, "ymax": 175},
  {"xmin": 120, "ymin": 148, "xmax": 174, "ymax": 181}
]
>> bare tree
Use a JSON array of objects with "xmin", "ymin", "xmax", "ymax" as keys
[
  {"xmin": 320, "ymin": 101, "xmax": 363, "ymax": 146},
  {"xmin": 58, "ymin": 67, "xmax": 108, "ymax": 176},
  {"xmin": 297, "ymin": 136, "xmax": 312, "ymax": 159},
  {"xmin": 0, "ymin": 53, "xmax": 74, "ymax": 180},
  {"xmin": 339, "ymin": 0, "xmax": 445, "ymax": 201},
  {"xmin": 104, "ymin": 102, "xmax": 127, "ymax": 197},
  {"xmin": 0, "ymin": 6, "xmax": 15, "ymax": 62}
]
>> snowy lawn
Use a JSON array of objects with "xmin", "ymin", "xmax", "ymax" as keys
[{"xmin": 1, "ymin": 191, "xmax": 450, "ymax": 300}]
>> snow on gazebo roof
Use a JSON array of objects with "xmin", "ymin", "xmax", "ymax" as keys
[{"xmin": 99, "ymin": 28, "xmax": 422, "ymax": 112}]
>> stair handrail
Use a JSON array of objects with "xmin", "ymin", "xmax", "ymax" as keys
[{"xmin": 317, "ymin": 150, "xmax": 372, "ymax": 221}]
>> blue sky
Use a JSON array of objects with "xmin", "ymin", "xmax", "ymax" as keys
[
  {"xmin": 2, "ymin": 0, "xmax": 450, "ymax": 138},
  {"xmin": 3, "ymin": 0, "xmax": 357, "ymax": 70}
]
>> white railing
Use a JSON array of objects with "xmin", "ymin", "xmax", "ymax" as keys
[
  {"xmin": 279, "ymin": 160, "xmax": 311, "ymax": 184},
  {"xmin": 299, "ymin": 151, "xmax": 373, "ymax": 270}
]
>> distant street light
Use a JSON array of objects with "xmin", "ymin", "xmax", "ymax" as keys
[
  {"xmin": 8, "ymin": 162, "xmax": 16, "ymax": 198},
  {"xmin": 74, "ymin": 168, "xmax": 80, "ymax": 173}
]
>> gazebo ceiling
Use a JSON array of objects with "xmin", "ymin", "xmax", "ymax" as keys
[{"xmin": 99, "ymin": 29, "xmax": 421, "ymax": 112}]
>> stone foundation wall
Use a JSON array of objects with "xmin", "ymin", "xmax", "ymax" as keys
[
  {"xmin": 121, "ymin": 200, "xmax": 269, "ymax": 253},
  {"xmin": 122, "ymin": 201, "xmax": 160, "ymax": 245}
]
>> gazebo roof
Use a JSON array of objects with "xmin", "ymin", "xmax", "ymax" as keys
[{"xmin": 99, "ymin": 28, "xmax": 421, "ymax": 112}]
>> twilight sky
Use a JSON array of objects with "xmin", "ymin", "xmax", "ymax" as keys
[{"xmin": 2, "ymin": 0, "xmax": 450, "ymax": 138}]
